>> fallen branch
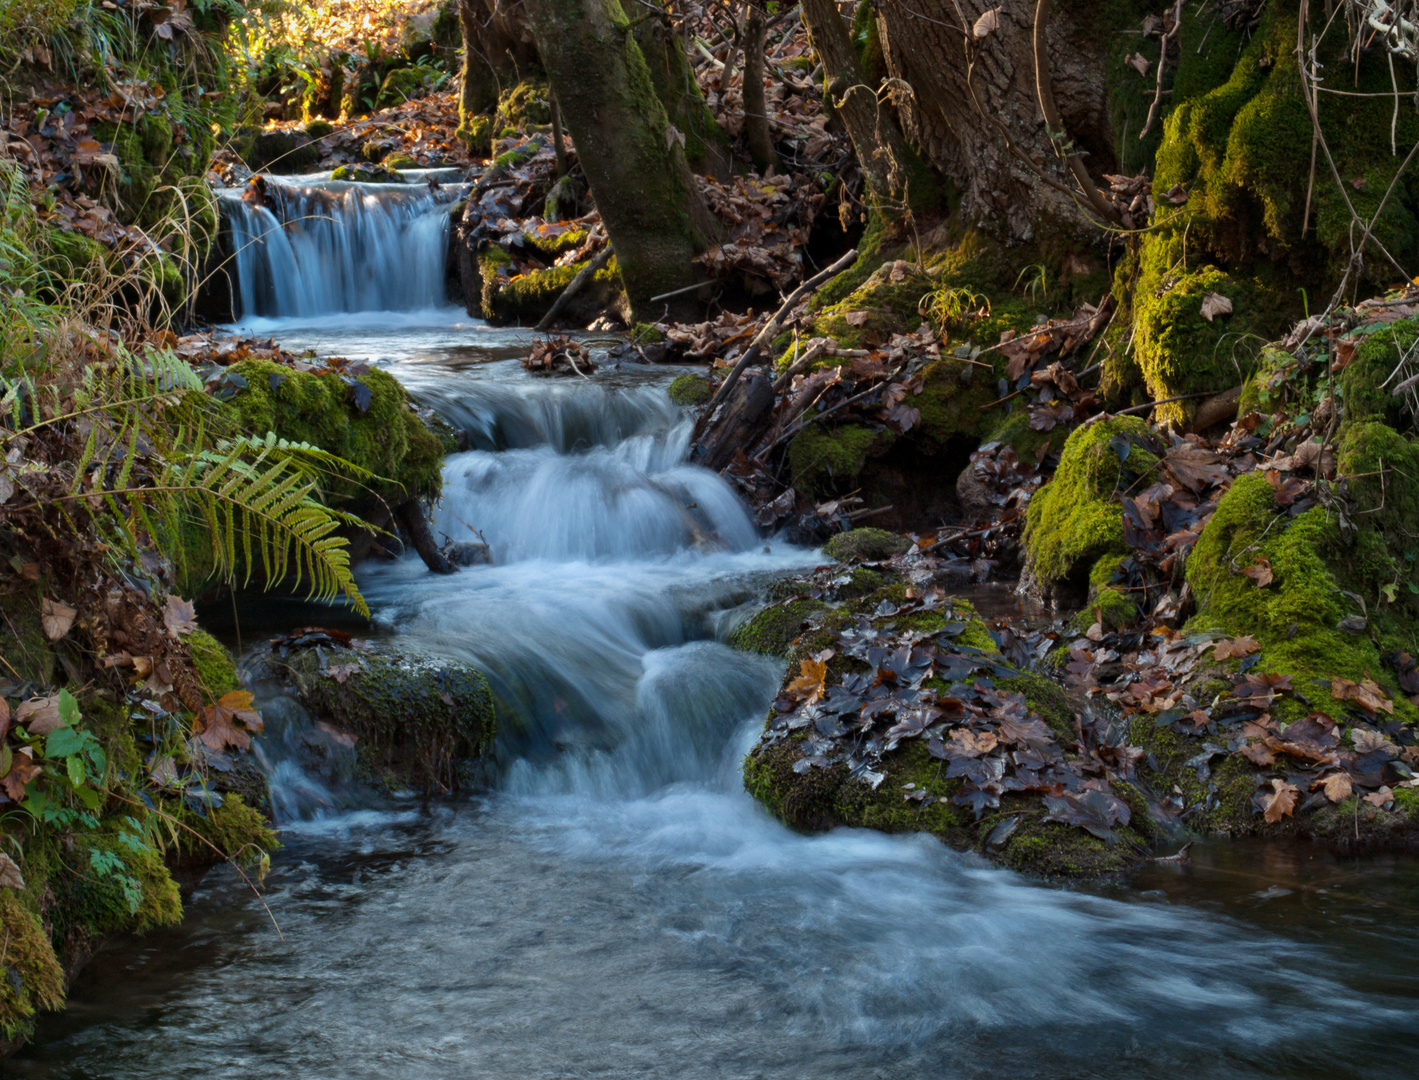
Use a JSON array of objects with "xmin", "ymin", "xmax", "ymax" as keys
[
  {"xmin": 1080, "ymin": 390, "xmax": 1221, "ymax": 427},
  {"xmin": 702, "ymin": 247, "xmax": 859, "ymax": 413},
  {"xmin": 1139, "ymin": 0, "xmax": 1184, "ymax": 141},
  {"xmin": 395, "ymin": 499, "xmax": 458, "ymax": 574},
  {"xmin": 534, "ymin": 245, "xmax": 614, "ymax": 331}
]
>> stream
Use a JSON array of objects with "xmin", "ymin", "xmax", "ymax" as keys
[{"xmin": 12, "ymin": 184, "xmax": 1419, "ymax": 1077}]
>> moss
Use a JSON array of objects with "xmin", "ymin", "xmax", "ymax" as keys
[
  {"xmin": 304, "ymin": 120, "xmax": 335, "ymax": 139},
  {"xmin": 456, "ymin": 113, "xmax": 494, "ymax": 156},
  {"xmin": 523, "ymin": 225, "xmax": 587, "ymax": 257},
  {"xmin": 728, "ymin": 598, "xmax": 828, "ymax": 658},
  {"xmin": 822, "ymin": 527, "xmax": 909, "ymax": 562},
  {"xmin": 667, "ymin": 372, "xmax": 713, "ymax": 406},
  {"xmin": 786, "ymin": 422, "xmax": 890, "ymax": 498},
  {"xmin": 173, "ymin": 794, "xmax": 278, "ymax": 865},
  {"xmin": 377, "ymin": 67, "xmax": 431, "ymax": 109},
  {"xmin": 1071, "ymin": 554, "xmax": 1140, "ymax": 630},
  {"xmin": 40, "ymin": 228, "xmax": 107, "ymax": 287},
  {"xmin": 0, "ymin": 584, "xmax": 55, "ymax": 685},
  {"xmin": 0, "ymin": 892, "xmax": 66, "ymax": 1044},
  {"xmin": 1342, "ymin": 320, "xmax": 1419, "ymax": 430},
  {"xmin": 331, "ymin": 163, "xmax": 405, "ymax": 183},
  {"xmin": 487, "ymin": 257, "xmax": 621, "ymax": 324},
  {"xmin": 1126, "ymin": 713, "xmax": 1270, "ymax": 836},
  {"xmin": 382, "ymin": 152, "xmax": 418, "ymax": 170},
  {"xmin": 1023, "ymin": 417, "xmax": 1159, "ymax": 589},
  {"xmin": 810, "ymin": 259, "xmax": 929, "ymax": 349},
  {"xmin": 188, "ymin": 628, "xmax": 240, "ymax": 700},
  {"xmin": 225, "ymin": 360, "xmax": 444, "ymax": 506},
  {"xmin": 285, "ymin": 646, "xmax": 496, "ymax": 793},
  {"xmin": 497, "ymin": 79, "xmax": 551, "ymax": 128},
  {"xmin": 630, "ymin": 322, "xmax": 664, "ymax": 344},
  {"xmin": 996, "ymin": 820, "xmax": 1136, "ymax": 878}
]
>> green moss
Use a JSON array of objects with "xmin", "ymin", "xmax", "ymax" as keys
[
  {"xmin": 488, "ymin": 258, "xmax": 621, "ymax": 324},
  {"xmin": 331, "ymin": 163, "xmax": 405, "ymax": 183},
  {"xmin": 822, "ymin": 527, "xmax": 909, "ymax": 563},
  {"xmin": 523, "ymin": 226, "xmax": 587, "ymax": 257},
  {"xmin": 382, "ymin": 152, "xmax": 418, "ymax": 170},
  {"xmin": 304, "ymin": 120, "xmax": 335, "ymax": 139},
  {"xmin": 497, "ymin": 79, "xmax": 551, "ymax": 128},
  {"xmin": 996, "ymin": 820, "xmax": 1135, "ymax": 878},
  {"xmin": 173, "ymin": 794, "xmax": 278, "ymax": 866},
  {"xmin": 285, "ymin": 646, "xmax": 496, "ymax": 793},
  {"xmin": 630, "ymin": 322, "xmax": 664, "ymax": 344},
  {"xmin": 728, "ymin": 598, "xmax": 828, "ymax": 658},
  {"xmin": 188, "ymin": 628, "xmax": 240, "ymax": 700},
  {"xmin": 1125, "ymin": 714, "xmax": 1259, "ymax": 835},
  {"xmin": 456, "ymin": 113, "xmax": 494, "ymax": 156},
  {"xmin": 786, "ymin": 422, "xmax": 889, "ymax": 497},
  {"xmin": 377, "ymin": 68, "xmax": 431, "ymax": 108},
  {"xmin": 1023, "ymin": 417, "xmax": 1158, "ymax": 588},
  {"xmin": 0, "ymin": 584, "xmax": 55, "ymax": 685},
  {"xmin": 225, "ymin": 360, "xmax": 444, "ymax": 506},
  {"xmin": 667, "ymin": 373, "xmax": 712, "ymax": 406},
  {"xmin": 0, "ymin": 892, "xmax": 66, "ymax": 1043},
  {"xmin": 1342, "ymin": 320, "xmax": 1419, "ymax": 430}
]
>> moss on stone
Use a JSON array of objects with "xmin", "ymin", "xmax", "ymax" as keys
[
  {"xmin": 331, "ymin": 163, "xmax": 405, "ymax": 183},
  {"xmin": 667, "ymin": 372, "xmax": 712, "ymax": 406},
  {"xmin": 728, "ymin": 598, "xmax": 828, "ymax": 657},
  {"xmin": 488, "ymin": 257, "xmax": 621, "ymax": 324},
  {"xmin": 822, "ymin": 527, "xmax": 910, "ymax": 562},
  {"xmin": 1341, "ymin": 320, "xmax": 1419, "ymax": 430},
  {"xmin": 456, "ymin": 113, "xmax": 494, "ymax": 156},
  {"xmin": 0, "ymin": 892, "xmax": 66, "ymax": 1044},
  {"xmin": 497, "ymin": 79, "xmax": 551, "ymax": 128},
  {"xmin": 188, "ymin": 629, "xmax": 240, "ymax": 700},
  {"xmin": 377, "ymin": 67, "xmax": 431, "ymax": 109},
  {"xmin": 524, "ymin": 226, "xmax": 587, "ymax": 257},
  {"xmin": 786, "ymin": 422, "xmax": 889, "ymax": 497},
  {"xmin": 172, "ymin": 794, "xmax": 278, "ymax": 867},
  {"xmin": 1023, "ymin": 417, "xmax": 1159, "ymax": 589},
  {"xmin": 285, "ymin": 645, "xmax": 496, "ymax": 793},
  {"xmin": 225, "ymin": 359, "xmax": 444, "ymax": 506},
  {"xmin": 996, "ymin": 820, "xmax": 1136, "ymax": 878}
]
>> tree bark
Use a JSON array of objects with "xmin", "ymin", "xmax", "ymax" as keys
[
  {"xmin": 457, "ymin": 0, "xmax": 541, "ymax": 149},
  {"xmin": 633, "ymin": 7, "xmax": 732, "ymax": 177},
  {"xmin": 799, "ymin": 0, "xmax": 911, "ymax": 205},
  {"xmin": 872, "ymin": 0, "xmax": 1116, "ymax": 241},
  {"xmin": 522, "ymin": 0, "xmax": 717, "ymax": 320},
  {"xmin": 742, "ymin": 6, "xmax": 777, "ymax": 171}
]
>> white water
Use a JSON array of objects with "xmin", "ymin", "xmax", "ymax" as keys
[
  {"xmin": 17, "ymin": 221, "xmax": 1419, "ymax": 1080},
  {"xmin": 219, "ymin": 178, "xmax": 463, "ymax": 319}
]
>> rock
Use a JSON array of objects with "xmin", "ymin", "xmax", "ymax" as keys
[
  {"xmin": 446, "ymin": 541, "xmax": 492, "ymax": 566},
  {"xmin": 283, "ymin": 643, "xmax": 496, "ymax": 794},
  {"xmin": 242, "ymin": 129, "xmax": 322, "ymax": 173},
  {"xmin": 822, "ymin": 527, "xmax": 910, "ymax": 562}
]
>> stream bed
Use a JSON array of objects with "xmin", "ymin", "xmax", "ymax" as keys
[{"xmin": 13, "ymin": 312, "xmax": 1419, "ymax": 1079}]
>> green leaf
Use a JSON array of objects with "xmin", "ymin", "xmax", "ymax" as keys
[
  {"xmin": 66, "ymin": 755, "xmax": 85, "ymax": 787},
  {"xmin": 57, "ymin": 687, "xmax": 81, "ymax": 727},
  {"xmin": 45, "ymin": 727, "xmax": 89, "ymax": 758}
]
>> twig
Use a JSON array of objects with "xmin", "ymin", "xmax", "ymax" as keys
[
  {"xmin": 1080, "ymin": 391, "xmax": 1218, "ymax": 426},
  {"xmin": 702, "ymin": 248, "xmax": 859, "ymax": 412},
  {"xmin": 1139, "ymin": 0, "xmax": 1184, "ymax": 141},
  {"xmin": 766, "ymin": 361, "xmax": 908, "ymax": 452}
]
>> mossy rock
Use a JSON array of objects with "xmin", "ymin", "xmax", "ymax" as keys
[
  {"xmin": 456, "ymin": 113, "xmax": 494, "ymax": 156},
  {"xmin": 486, "ymin": 256, "xmax": 621, "ymax": 326},
  {"xmin": 331, "ymin": 163, "xmax": 405, "ymax": 183},
  {"xmin": 382, "ymin": 152, "xmax": 418, "ymax": 170},
  {"xmin": 224, "ymin": 360, "xmax": 445, "ymax": 508},
  {"xmin": 728, "ymin": 597, "xmax": 829, "ymax": 657},
  {"xmin": 303, "ymin": 120, "xmax": 335, "ymax": 139},
  {"xmin": 377, "ymin": 68, "xmax": 431, "ymax": 109},
  {"xmin": 523, "ymin": 225, "xmax": 587, "ymax": 257},
  {"xmin": 1340, "ymin": 319, "xmax": 1419, "ymax": 431},
  {"xmin": 242, "ymin": 128, "xmax": 322, "ymax": 173},
  {"xmin": 284, "ymin": 645, "xmax": 496, "ymax": 793},
  {"xmin": 822, "ymin": 527, "xmax": 909, "ymax": 562},
  {"xmin": 1022, "ymin": 417, "xmax": 1160, "ymax": 594},
  {"xmin": 0, "ymin": 892, "xmax": 66, "ymax": 1045},
  {"xmin": 667, "ymin": 373, "xmax": 713, "ymax": 406},
  {"xmin": 786, "ymin": 422, "xmax": 891, "ymax": 498},
  {"xmin": 188, "ymin": 629, "xmax": 240, "ymax": 699},
  {"xmin": 497, "ymin": 79, "xmax": 551, "ymax": 128}
]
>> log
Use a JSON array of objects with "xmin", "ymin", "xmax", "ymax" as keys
[
  {"xmin": 696, "ymin": 369, "xmax": 777, "ymax": 472},
  {"xmin": 1187, "ymin": 385, "xmax": 1244, "ymax": 433},
  {"xmin": 395, "ymin": 499, "xmax": 458, "ymax": 574}
]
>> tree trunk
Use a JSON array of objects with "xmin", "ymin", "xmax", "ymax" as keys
[
  {"xmin": 522, "ymin": 0, "xmax": 717, "ymax": 320},
  {"xmin": 457, "ymin": 0, "xmax": 541, "ymax": 149},
  {"xmin": 742, "ymin": 6, "xmax": 776, "ymax": 171},
  {"xmin": 633, "ymin": 7, "xmax": 732, "ymax": 177},
  {"xmin": 871, "ymin": 0, "xmax": 1115, "ymax": 241}
]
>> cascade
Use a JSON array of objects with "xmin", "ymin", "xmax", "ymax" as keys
[{"xmin": 217, "ymin": 174, "xmax": 465, "ymax": 319}]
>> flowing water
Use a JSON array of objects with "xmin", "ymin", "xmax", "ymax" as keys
[{"xmin": 12, "ymin": 191, "xmax": 1419, "ymax": 1078}]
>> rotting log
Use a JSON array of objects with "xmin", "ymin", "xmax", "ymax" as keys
[{"xmin": 695, "ymin": 369, "xmax": 777, "ymax": 471}]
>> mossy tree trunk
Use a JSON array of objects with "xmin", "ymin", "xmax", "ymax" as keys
[
  {"xmin": 741, "ymin": 4, "xmax": 776, "ymax": 171},
  {"xmin": 632, "ymin": 5, "xmax": 732, "ymax": 177},
  {"xmin": 870, "ymin": 0, "xmax": 1116, "ymax": 240},
  {"xmin": 799, "ymin": 0, "xmax": 912, "ymax": 207},
  {"xmin": 457, "ymin": 0, "xmax": 540, "ymax": 149},
  {"xmin": 522, "ymin": 0, "xmax": 718, "ymax": 319}
]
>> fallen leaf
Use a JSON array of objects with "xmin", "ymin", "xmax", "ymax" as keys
[
  {"xmin": 1212, "ymin": 636, "xmax": 1260, "ymax": 660},
  {"xmin": 1332, "ymin": 676, "xmax": 1395, "ymax": 715},
  {"xmin": 16, "ymin": 695, "xmax": 64, "ymax": 734},
  {"xmin": 164, "ymin": 595, "xmax": 198, "ymax": 637},
  {"xmin": 193, "ymin": 690, "xmax": 264, "ymax": 752},
  {"xmin": 1, "ymin": 748, "xmax": 41, "ymax": 802},
  {"xmin": 1311, "ymin": 772, "xmax": 1352, "ymax": 803},
  {"xmin": 324, "ymin": 663, "xmax": 361, "ymax": 684},
  {"xmin": 0, "ymin": 852, "xmax": 23, "ymax": 889},
  {"xmin": 1351, "ymin": 727, "xmax": 1397, "ymax": 754},
  {"xmin": 1127, "ymin": 52, "xmax": 1151, "ymax": 76},
  {"xmin": 1261, "ymin": 777, "xmax": 1299, "ymax": 823},
  {"xmin": 1241, "ymin": 557, "xmax": 1273, "ymax": 587},
  {"xmin": 315, "ymin": 720, "xmax": 358, "ymax": 747},
  {"xmin": 787, "ymin": 654, "xmax": 830, "ymax": 705},
  {"xmin": 1363, "ymin": 785, "xmax": 1393, "ymax": 809},
  {"xmin": 1199, "ymin": 292, "xmax": 1234, "ymax": 322},
  {"xmin": 41, "ymin": 598, "xmax": 76, "ymax": 641}
]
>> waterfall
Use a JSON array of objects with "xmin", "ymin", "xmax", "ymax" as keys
[{"xmin": 218, "ymin": 178, "xmax": 464, "ymax": 319}]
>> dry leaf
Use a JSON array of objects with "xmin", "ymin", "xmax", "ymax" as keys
[
  {"xmin": 1212, "ymin": 636, "xmax": 1260, "ymax": 660},
  {"xmin": 1199, "ymin": 292, "xmax": 1233, "ymax": 322},
  {"xmin": 41, "ymin": 598, "xmax": 76, "ymax": 641},
  {"xmin": 193, "ymin": 690, "xmax": 264, "ymax": 752},
  {"xmin": 1311, "ymin": 772, "xmax": 1352, "ymax": 803},
  {"xmin": 1127, "ymin": 52, "xmax": 1151, "ymax": 76},
  {"xmin": 843, "ymin": 311, "xmax": 870, "ymax": 328},
  {"xmin": 0, "ymin": 852, "xmax": 24, "ymax": 889},
  {"xmin": 16, "ymin": 695, "xmax": 64, "ymax": 734},
  {"xmin": 315, "ymin": 720, "xmax": 358, "ymax": 747},
  {"xmin": 324, "ymin": 663, "xmax": 361, "ymax": 684},
  {"xmin": 1351, "ymin": 728, "xmax": 1397, "ymax": 754},
  {"xmin": 787, "ymin": 654, "xmax": 830, "ymax": 705},
  {"xmin": 1363, "ymin": 786, "xmax": 1393, "ymax": 809},
  {"xmin": 972, "ymin": 7, "xmax": 1000, "ymax": 39},
  {"xmin": 1261, "ymin": 778, "xmax": 1299, "ymax": 823},
  {"xmin": 1, "ymin": 748, "xmax": 41, "ymax": 802},
  {"xmin": 1241, "ymin": 557, "xmax": 1273, "ymax": 587},
  {"xmin": 164, "ymin": 595, "xmax": 198, "ymax": 637}
]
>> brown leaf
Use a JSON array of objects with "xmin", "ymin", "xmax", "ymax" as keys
[
  {"xmin": 842, "ymin": 311, "xmax": 870, "ymax": 328},
  {"xmin": 1261, "ymin": 778, "xmax": 1299, "ymax": 823},
  {"xmin": 193, "ymin": 690, "xmax": 264, "ymax": 752},
  {"xmin": 1311, "ymin": 772, "xmax": 1353, "ymax": 803},
  {"xmin": 1199, "ymin": 293, "xmax": 1233, "ymax": 322},
  {"xmin": 1212, "ymin": 636, "xmax": 1260, "ymax": 660},
  {"xmin": 1, "ymin": 748, "xmax": 41, "ymax": 802},
  {"xmin": 1363, "ymin": 785, "xmax": 1393, "ymax": 809},
  {"xmin": 1241, "ymin": 742, "xmax": 1276, "ymax": 766},
  {"xmin": 163, "ymin": 595, "xmax": 198, "ymax": 637},
  {"xmin": 995, "ymin": 713, "xmax": 1055, "ymax": 745},
  {"xmin": 41, "ymin": 598, "xmax": 76, "ymax": 641},
  {"xmin": 1351, "ymin": 727, "xmax": 1397, "ymax": 754},
  {"xmin": 16, "ymin": 695, "xmax": 65, "ymax": 734},
  {"xmin": 1127, "ymin": 52, "xmax": 1151, "ymax": 76},
  {"xmin": 315, "ymin": 720, "xmax": 358, "ymax": 747},
  {"xmin": 787, "ymin": 655, "xmax": 830, "ymax": 705},
  {"xmin": 324, "ymin": 663, "xmax": 361, "ymax": 685},
  {"xmin": 0, "ymin": 852, "xmax": 24, "ymax": 889},
  {"xmin": 971, "ymin": 7, "xmax": 1000, "ymax": 39},
  {"xmin": 1162, "ymin": 443, "xmax": 1228, "ymax": 493},
  {"xmin": 1241, "ymin": 557, "xmax": 1273, "ymax": 587},
  {"xmin": 1332, "ymin": 676, "xmax": 1394, "ymax": 715}
]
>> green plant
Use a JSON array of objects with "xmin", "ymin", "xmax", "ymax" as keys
[
  {"xmin": 918, "ymin": 283, "xmax": 991, "ymax": 330},
  {"xmin": 1014, "ymin": 263, "xmax": 1048, "ymax": 302}
]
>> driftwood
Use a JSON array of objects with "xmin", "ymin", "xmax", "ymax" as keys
[
  {"xmin": 695, "ymin": 369, "xmax": 777, "ymax": 472},
  {"xmin": 395, "ymin": 499, "xmax": 458, "ymax": 574}
]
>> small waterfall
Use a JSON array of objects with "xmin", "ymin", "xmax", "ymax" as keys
[{"xmin": 219, "ymin": 179, "xmax": 464, "ymax": 319}]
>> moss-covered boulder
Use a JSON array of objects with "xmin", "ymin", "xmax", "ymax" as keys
[
  {"xmin": 484, "ymin": 255, "xmax": 622, "ymax": 325},
  {"xmin": 224, "ymin": 360, "xmax": 447, "ymax": 507},
  {"xmin": 331, "ymin": 163, "xmax": 405, "ymax": 183},
  {"xmin": 283, "ymin": 645, "xmax": 496, "ymax": 793},
  {"xmin": 822, "ymin": 527, "xmax": 910, "ymax": 562},
  {"xmin": 735, "ymin": 571, "xmax": 1146, "ymax": 877},
  {"xmin": 667, "ymin": 372, "xmax": 713, "ymax": 406},
  {"xmin": 377, "ymin": 67, "xmax": 432, "ymax": 109},
  {"xmin": 1022, "ymin": 416, "xmax": 1161, "ymax": 601},
  {"xmin": 497, "ymin": 79, "xmax": 551, "ymax": 128},
  {"xmin": 241, "ymin": 127, "xmax": 323, "ymax": 173}
]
